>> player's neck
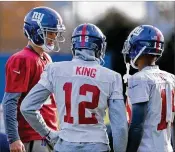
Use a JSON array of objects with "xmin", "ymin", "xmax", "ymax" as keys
[
  {"xmin": 138, "ymin": 62, "xmax": 156, "ymax": 71},
  {"xmin": 28, "ymin": 41, "xmax": 44, "ymax": 56},
  {"xmin": 137, "ymin": 55, "xmax": 157, "ymax": 71}
]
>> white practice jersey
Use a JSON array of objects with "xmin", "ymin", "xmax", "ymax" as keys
[
  {"xmin": 128, "ymin": 66, "xmax": 175, "ymax": 152},
  {"xmin": 38, "ymin": 58, "xmax": 123, "ymax": 144}
]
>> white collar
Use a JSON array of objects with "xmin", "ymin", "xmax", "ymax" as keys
[{"xmin": 141, "ymin": 65, "xmax": 159, "ymax": 71}]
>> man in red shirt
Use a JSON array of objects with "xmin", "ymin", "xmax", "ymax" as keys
[{"xmin": 2, "ymin": 6, "xmax": 65, "ymax": 152}]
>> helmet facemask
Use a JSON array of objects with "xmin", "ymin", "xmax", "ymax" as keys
[
  {"xmin": 122, "ymin": 40, "xmax": 132, "ymax": 65},
  {"xmin": 96, "ymin": 40, "xmax": 107, "ymax": 65},
  {"xmin": 37, "ymin": 22, "xmax": 65, "ymax": 53}
]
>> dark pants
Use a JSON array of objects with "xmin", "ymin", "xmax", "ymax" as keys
[{"xmin": 0, "ymin": 133, "xmax": 10, "ymax": 152}]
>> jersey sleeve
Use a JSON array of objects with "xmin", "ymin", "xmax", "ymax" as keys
[
  {"xmin": 128, "ymin": 75, "xmax": 149, "ymax": 104},
  {"xmin": 109, "ymin": 73, "xmax": 124, "ymax": 100},
  {"xmin": 38, "ymin": 63, "xmax": 53, "ymax": 92},
  {"xmin": 5, "ymin": 56, "xmax": 32, "ymax": 93}
]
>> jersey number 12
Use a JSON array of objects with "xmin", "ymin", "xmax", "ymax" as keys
[{"xmin": 63, "ymin": 83, "xmax": 100, "ymax": 124}]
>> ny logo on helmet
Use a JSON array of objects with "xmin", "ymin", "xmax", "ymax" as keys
[
  {"xmin": 32, "ymin": 12, "xmax": 44, "ymax": 23},
  {"xmin": 132, "ymin": 27, "xmax": 144, "ymax": 36}
]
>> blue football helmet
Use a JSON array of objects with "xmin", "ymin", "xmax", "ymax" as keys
[
  {"xmin": 23, "ymin": 6, "xmax": 66, "ymax": 52},
  {"xmin": 71, "ymin": 23, "xmax": 107, "ymax": 62},
  {"xmin": 122, "ymin": 25, "xmax": 164, "ymax": 69}
]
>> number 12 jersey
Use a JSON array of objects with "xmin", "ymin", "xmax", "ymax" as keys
[{"xmin": 38, "ymin": 58, "xmax": 124, "ymax": 144}]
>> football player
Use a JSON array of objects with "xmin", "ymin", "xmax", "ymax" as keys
[
  {"xmin": 122, "ymin": 25, "xmax": 175, "ymax": 152},
  {"xmin": 20, "ymin": 23, "xmax": 128, "ymax": 152},
  {"xmin": 2, "ymin": 6, "xmax": 65, "ymax": 152}
]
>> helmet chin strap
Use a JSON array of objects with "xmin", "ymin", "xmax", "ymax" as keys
[
  {"xmin": 41, "ymin": 44, "xmax": 54, "ymax": 53},
  {"xmin": 123, "ymin": 46, "xmax": 147, "ymax": 83},
  {"xmin": 123, "ymin": 62, "xmax": 131, "ymax": 98},
  {"xmin": 123, "ymin": 63, "xmax": 131, "ymax": 84},
  {"xmin": 130, "ymin": 59, "xmax": 138, "ymax": 69},
  {"xmin": 130, "ymin": 46, "xmax": 147, "ymax": 69}
]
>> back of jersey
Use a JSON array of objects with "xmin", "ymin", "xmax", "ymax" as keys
[
  {"xmin": 49, "ymin": 58, "xmax": 123, "ymax": 144},
  {"xmin": 129, "ymin": 66, "xmax": 175, "ymax": 152}
]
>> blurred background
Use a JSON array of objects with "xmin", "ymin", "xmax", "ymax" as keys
[{"xmin": 0, "ymin": 1, "xmax": 174, "ymax": 145}]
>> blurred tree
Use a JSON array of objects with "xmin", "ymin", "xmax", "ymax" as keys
[{"xmin": 96, "ymin": 9, "xmax": 138, "ymax": 77}]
